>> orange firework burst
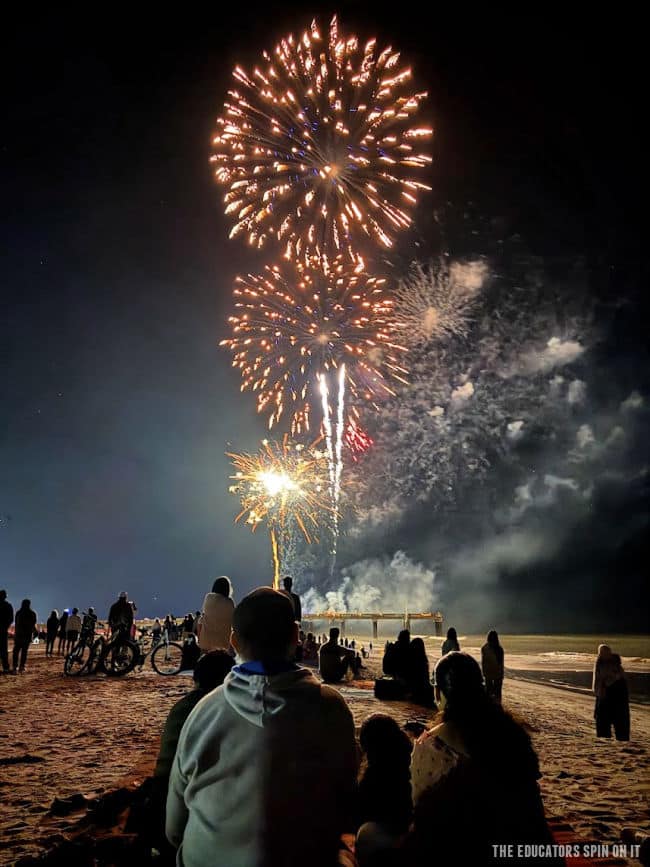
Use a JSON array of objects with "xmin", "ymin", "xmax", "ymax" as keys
[
  {"xmin": 211, "ymin": 16, "xmax": 432, "ymax": 266},
  {"xmin": 228, "ymin": 436, "xmax": 332, "ymax": 586},
  {"xmin": 220, "ymin": 257, "xmax": 408, "ymax": 431}
]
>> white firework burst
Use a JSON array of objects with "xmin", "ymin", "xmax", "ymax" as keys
[{"xmin": 393, "ymin": 258, "xmax": 487, "ymax": 346}]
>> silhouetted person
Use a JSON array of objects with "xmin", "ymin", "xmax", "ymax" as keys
[
  {"xmin": 0, "ymin": 589, "xmax": 14, "ymax": 673},
  {"xmin": 167, "ymin": 588, "xmax": 357, "ymax": 867},
  {"xmin": 81, "ymin": 607, "xmax": 97, "ymax": 638},
  {"xmin": 356, "ymin": 714, "xmax": 413, "ymax": 866},
  {"xmin": 182, "ymin": 613, "xmax": 195, "ymax": 636},
  {"xmin": 281, "ymin": 575, "xmax": 302, "ymax": 623},
  {"xmin": 12, "ymin": 599, "xmax": 37, "ymax": 673},
  {"xmin": 319, "ymin": 626, "xmax": 360, "ymax": 683},
  {"xmin": 382, "ymin": 629, "xmax": 411, "ymax": 681},
  {"xmin": 65, "ymin": 607, "xmax": 82, "ymax": 653},
  {"xmin": 410, "ymin": 652, "xmax": 560, "ymax": 866},
  {"xmin": 155, "ymin": 650, "xmax": 235, "ymax": 782},
  {"xmin": 481, "ymin": 630, "xmax": 505, "ymax": 703},
  {"xmin": 441, "ymin": 627, "xmax": 460, "ymax": 656},
  {"xmin": 407, "ymin": 637, "xmax": 436, "ymax": 708},
  {"xmin": 45, "ymin": 610, "xmax": 59, "ymax": 657},
  {"xmin": 57, "ymin": 610, "xmax": 68, "ymax": 655},
  {"xmin": 593, "ymin": 644, "xmax": 630, "ymax": 741},
  {"xmin": 127, "ymin": 650, "xmax": 235, "ymax": 863},
  {"xmin": 152, "ymin": 618, "xmax": 163, "ymax": 644},
  {"xmin": 197, "ymin": 575, "xmax": 234, "ymax": 652},
  {"xmin": 108, "ymin": 591, "xmax": 134, "ymax": 637}
]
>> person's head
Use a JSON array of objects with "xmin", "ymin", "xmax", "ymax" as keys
[
  {"xmin": 231, "ymin": 588, "xmax": 298, "ymax": 663},
  {"xmin": 20, "ymin": 599, "xmax": 31, "ymax": 610},
  {"xmin": 50, "ymin": 610, "xmax": 58, "ymax": 618},
  {"xmin": 359, "ymin": 713, "xmax": 412, "ymax": 767},
  {"xmin": 88, "ymin": 607, "xmax": 94, "ymax": 615},
  {"xmin": 0, "ymin": 590, "xmax": 6, "ymax": 602},
  {"xmin": 434, "ymin": 651, "xmax": 538, "ymax": 778},
  {"xmin": 282, "ymin": 575, "xmax": 293, "ymax": 591},
  {"xmin": 212, "ymin": 575, "xmax": 232, "ymax": 597},
  {"xmin": 195, "ymin": 610, "xmax": 201, "ymax": 618},
  {"xmin": 329, "ymin": 626, "xmax": 340, "ymax": 644},
  {"xmin": 398, "ymin": 629, "xmax": 410, "ymax": 645},
  {"xmin": 72, "ymin": 607, "xmax": 79, "ymax": 615},
  {"xmin": 193, "ymin": 649, "xmax": 234, "ymax": 691},
  {"xmin": 307, "ymin": 632, "xmax": 314, "ymax": 642},
  {"xmin": 410, "ymin": 637, "xmax": 426, "ymax": 657},
  {"xmin": 434, "ymin": 651, "xmax": 483, "ymax": 710},
  {"xmin": 119, "ymin": 591, "xmax": 128, "ymax": 601},
  {"xmin": 446, "ymin": 627, "xmax": 457, "ymax": 642},
  {"xmin": 598, "ymin": 644, "xmax": 612, "ymax": 659},
  {"xmin": 487, "ymin": 629, "xmax": 500, "ymax": 648}
]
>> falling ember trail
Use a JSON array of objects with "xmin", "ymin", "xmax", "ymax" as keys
[{"xmin": 270, "ymin": 526, "xmax": 281, "ymax": 590}]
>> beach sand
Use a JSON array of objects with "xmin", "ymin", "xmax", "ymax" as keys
[{"xmin": 0, "ymin": 642, "xmax": 648, "ymax": 865}]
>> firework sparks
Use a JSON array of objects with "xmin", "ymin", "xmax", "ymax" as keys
[
  {"xmin": 211, "ymin": 17, "xmax": 432, "ymax": 266},
  {"xmin": 344, "ymin": 419, "xmax": 374, "ymax": 460},
  {"xmin": 228, "ymin": 436, "xmax": 331, "ymax": 587},
  {"xmin": 220, "ymin": 257, "xmax": 408, "ymax": 432},
  {"xmin": 393, "ymin": 259, "xmax": 487, "ymax": 347}
]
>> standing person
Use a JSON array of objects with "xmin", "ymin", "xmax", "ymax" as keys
[
  {"xmin": 81, "ymin": 607, "xmax": 98, "ymax": 638},
  {"xmin": 197, "ymin": 575, "xmax": 234, "ymax": 652},
  {"xmin": 0, "ymin": 589, "xmax": 14, "ymax": 674},
  {"xmin": 481, "ymin": 630, "xmax": 505, "ymax": 703},
  {"xmin": 57, "ymin": 610, "xmax": 69, "ymax": 655},
  {"xmin": 182, "ymin": 613, "xmax": 195, "ymax": 637},
  {"xmin": 409, "ymin": 652, "xmax": 559, "ymax": 865},
  {"xmin": 281, "ymin": 575, "xmax": 302, "ymax": 623},
  {"xmin": 45, "ymin": 610, "xmax": 59, "ymax": 657},
  {"xmin": 108, "ymin": 591, "xmax": 135, "ymax": 637},
  {"xmin": 441, "ymin": 627, "xmax": 460, "ymax": 656},
  {"xmin": 593, "ymin": 644, "xmax": 630, "ymax": 741},
  {"xmin": 152, "ymin": 618, "xmax": 163, "ymax": 645},
  {"xmin": 65, "ymin": 607, "xmax": 82, "ymax": 653},
  {"xmin": 166, "ymin": 588, "xmax": 358, "ymax": 867},
  {"xmin": 12, "ymin": 599, "xmax": 37, "ymax": 674}
]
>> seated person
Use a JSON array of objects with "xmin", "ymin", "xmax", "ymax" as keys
[
  {"xmin": 302, "ymin": 632, "xmax": 319, "ymax": 662},
  {"xmin": 408, "ymin": 652, "xmax": 560, "ymax": 865},
  {"xmin": 155, "ymin": 650, "xmax": 234, "ymax": 781},
  {"xmin": 126, "ymin": 651, "xmax": 234, "ymax": 859},
  {"xmin": 166, "ymin": 588, "xmax": 358, "ymax": 867},
  {"xmin": 319, "ymin": 626, "xmax": 361, "ymax": 683},
  {"xmin": 356, "ymin": 714, "xmax": 413, "ymax": 867},
  {"xmin": 382, "ymin": 630, "xmax": 411, "ymax": 681}
]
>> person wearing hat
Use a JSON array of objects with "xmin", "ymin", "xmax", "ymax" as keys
[
  {"xmin": 166, "ymin": 587, "xmax": 358, "ymax": 867},
  {"xmin": 108, "ymin": 591, "xmax": 135, "ymax": 637}
]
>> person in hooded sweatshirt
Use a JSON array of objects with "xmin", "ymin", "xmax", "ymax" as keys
[
  {"xmin": 167, "ymin": 587, "xmax": 358, "ymax": 867},
  {"xmin": 197, "ymin": 575, "xmax": 235, "ymax": 652}
]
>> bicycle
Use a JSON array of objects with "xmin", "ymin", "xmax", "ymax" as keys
[
  {"xmin": 65, "ymin": 624, "xmax": 138, "ymax": 677},
  {"xmin": 63, "ymin": 618, "xmax": 103, "ymax": 676},
  {"xmin": 132, "ymin": 626, "xmax": 184, "ymax": 676}
]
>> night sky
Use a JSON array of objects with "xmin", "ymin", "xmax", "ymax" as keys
[{"xmin": 2, "ymin": 7, "xmax": 646, "ymax": 628}]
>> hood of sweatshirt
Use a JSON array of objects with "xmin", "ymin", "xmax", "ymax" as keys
[{"xmin": 222, "ymin": 662, "xmax": 320, "ymax": 728}]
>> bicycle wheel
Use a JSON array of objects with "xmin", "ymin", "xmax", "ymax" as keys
[
  {"xmin": 88, "ymin": 637, "xmax": 106, "ymax": 674},
  {"xmin": 151, "ymin": 641, "xmax": 184, "ymax": 675},
  {"xmin": 64, "ymin": 642, "xmax": 92, "ymax": 676},
  {"xmin": 100, "ymin": 639, "xmax": 138, "ymax": 676}
]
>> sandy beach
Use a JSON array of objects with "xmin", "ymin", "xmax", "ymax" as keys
[{"xmin": 1, "ymin": 640, "xmax": 648, "ymax": 865}]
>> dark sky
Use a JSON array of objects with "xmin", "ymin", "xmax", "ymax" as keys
[{"xmin": 2, "ymin": 6, "xmax": 645, "ymax": 625}]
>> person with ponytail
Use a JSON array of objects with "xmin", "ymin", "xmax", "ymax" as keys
[{"xmin": 408, "ymin": 652, "xmax": 560, "ymax": 866}]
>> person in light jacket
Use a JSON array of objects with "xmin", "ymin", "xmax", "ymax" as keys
[
  {"xmin": 167, "ymin": 588, "xmax": 357, "ymax": 867},
  {"xmin": 197, "ymin": 575, "xmax": 235, "ymax": 652}
]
